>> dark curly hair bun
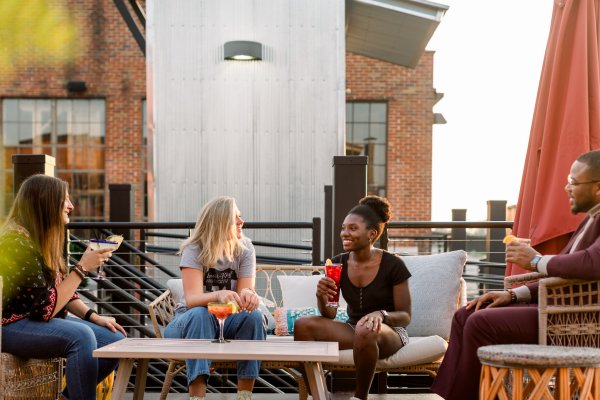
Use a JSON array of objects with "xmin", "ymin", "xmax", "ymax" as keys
[{"xmin": 359, "ymin": 195, "xmax": 391, "ymax": 224}]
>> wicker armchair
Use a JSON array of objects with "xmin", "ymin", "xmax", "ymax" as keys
[
  {"xmin": 0, "ymin": 354, "xmax": 63, "ymax": 400},
  {"xmin": 504, "ymin": 272, "xmax": 600, "ymax": 346},
  {"xmin": 147, "ymin": 289, "xmax": 187, "ymax": 400},
  {"xmin": 0, "ymin": 277, "xmax": 64, "ymax": 400}
]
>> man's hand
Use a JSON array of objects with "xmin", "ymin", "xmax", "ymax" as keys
[
  {"xmin": 466, "ymin": 290, "xmax": 512, "ymax": 311},
  {"xmin": 505, "ymin": 241, "xmax": 540, "ymax": 270}
]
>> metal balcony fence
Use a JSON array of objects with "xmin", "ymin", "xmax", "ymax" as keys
[{"xmin": 64, "ymin": 219, "xmax": 512, "ymax": 394}]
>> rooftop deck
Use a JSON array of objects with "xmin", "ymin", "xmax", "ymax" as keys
[{"xmin": 68, "ymin": 219, "xmax": 509, "ymax": 396}]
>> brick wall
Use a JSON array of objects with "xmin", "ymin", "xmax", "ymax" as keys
[
  {"xmin": 346, "ymin": 51, "xmax": 434, "ymax": 222},
  {"xmin": 0, "ymin": 2, "xmax": 436, "ymax": 225},
  {"xmin": 0, "ymin": 0, "xmax": 146, "ymax": 220}
]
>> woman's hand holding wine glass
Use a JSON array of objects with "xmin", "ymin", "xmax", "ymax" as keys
[{"xmin": 78, "ymin": 247, "xmax": 114, "ymax": 277}]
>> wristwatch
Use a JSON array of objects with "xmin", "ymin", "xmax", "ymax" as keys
[
  {"xmin": 379, "ymin": 310, "xmax": 389, "ymax": 325},
  {"xmin": 530, "ymin": 255, "xmax": 542, "ymax": 272}
]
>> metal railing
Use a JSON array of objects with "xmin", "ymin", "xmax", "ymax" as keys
[
  {"xmin": 65, "ymin": 220, "xmax": 321, "ymax": 394},
  {"xmin": 64, "ymin": 219, "xmax": 514, "ymax": 394}
]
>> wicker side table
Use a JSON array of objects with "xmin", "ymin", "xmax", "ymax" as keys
[{"xmin": 478, "ymin": 344, "xmax": 600, "ymax": 400}]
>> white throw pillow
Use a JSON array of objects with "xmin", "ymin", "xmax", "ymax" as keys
[
  {"xmin": 277, "ymin": 274, "xmax": 348, "ymax": 309},
  {"xmin": 402, "ymin": 250, "xmax": 467, "ymax": 340},
  {"xmin": 277, "ymin": 274, "xmax": 322, "ymax": 308},
  {"xmin": 167, "ymin": 278, "xmax": 185, "ymax": 306}
]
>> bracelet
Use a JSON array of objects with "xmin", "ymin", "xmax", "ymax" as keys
[
  {"xmin": 84, "ymin": 309, "xmax": 97, "ymax": 321},
  {"xmin": 73, "ymin": 263, "xmax": 89, "ymax": 277},
  {"xmin": 243, "ymin": 287, "xmax": 256, "ymax": 294},
  {"xmin": 71, "ymin": 264, "xmax": 87, "ymax": 279},
  {"xmin": 506, "ymin": 289, "xmax": 518, "ymax": 304}
]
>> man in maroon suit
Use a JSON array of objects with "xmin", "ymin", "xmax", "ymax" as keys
[{"xmin": 431, "ymin": 149, "xmax": 600, "ymax": 400}]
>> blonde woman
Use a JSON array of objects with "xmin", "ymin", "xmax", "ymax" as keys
[
  {"xmin": 1, "ymin": 174, "xmax": 126, "ymax": 400},
  {"xmin": 164, "ymin": 196, "xmax": 265, "ymax": 400}
]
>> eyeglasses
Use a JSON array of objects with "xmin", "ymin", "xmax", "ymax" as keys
[{"xmin": 567, "ymin": 175, "xmax": 600, "ymax": 187}]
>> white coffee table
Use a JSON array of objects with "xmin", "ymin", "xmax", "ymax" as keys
[{"xmin": 94, "ymin": 338, "xmax": 339, "ymax": 400}]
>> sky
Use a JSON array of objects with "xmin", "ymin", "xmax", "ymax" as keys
[{"xmin": 427, "ymin": 1, "xmax": 554, "ymax": 221}]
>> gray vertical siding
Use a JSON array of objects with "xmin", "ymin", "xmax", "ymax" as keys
[{"xmin": 147, "ymin": 0, "xmax": 345, "ymax": 260}]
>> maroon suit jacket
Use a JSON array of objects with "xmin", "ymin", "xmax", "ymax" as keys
[{"xmin": 526, "ymin": 214, "xmax": 600, "ymax": 302}]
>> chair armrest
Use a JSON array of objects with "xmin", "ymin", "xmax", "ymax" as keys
[
  {"xmin": 148, "ymin": 289, "xmax": 174, "ymax": 338},
  {"xmin": 538, "ymin": 277, "xmax": 600, "ymax": 345},
  {"xmin": 503, "ymin": 272, "xmax": 546, "ymax": 289}
]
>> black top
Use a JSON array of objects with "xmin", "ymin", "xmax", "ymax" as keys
[
  {"xmin": 1, "ymin": 227, "xmax": 77, "ymax": 325},
  {"xmin": 333, "ymin": 250, "xmax": 411, "ymax": 325}
]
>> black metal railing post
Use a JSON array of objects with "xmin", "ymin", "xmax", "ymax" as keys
[
  {"xmin": 487, "ymin": 200, "xmax": 508, "ymax": 263},
  {"xmin": 324, "ymin": 185, "xmax": 333, "ymax": 260},
  {"xmin": 451, "ymin": 209, "xmax": 467, "ymax": 251},
  {"xmin": 332, "ymin": 156, "xmax": 367, "ymax": 255},
  {"xmin": 109, "ymin": 184, "xmax": 134, "ymax": 263},
  {"xmin": 312, "ymin": 217, "xmax": 321, "ymax": 265},
  {"xmin": 108, "ymin": 184, "xmax": 136, "ymax": 333},
  {"xmin": 12, "ymin": 154, "xmax": 56, "ymax": 195},
  {"xmin": 380, "ymin": 227, "xmax": 388, "ymax": 251}
]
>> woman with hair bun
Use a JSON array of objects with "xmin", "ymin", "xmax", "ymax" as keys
[{"xmin": 294, "ymin": 195, "xmax": 411, "ymax": 400}]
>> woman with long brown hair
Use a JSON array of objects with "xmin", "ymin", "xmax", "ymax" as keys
[{"xmin": 1, "ymin": 174, "xmax": 126, "ymax": 400}]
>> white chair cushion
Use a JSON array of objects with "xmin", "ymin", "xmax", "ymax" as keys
[
  {"xmin": 277, "ymin": 274, "xmax": 348, "ymax": 308},
  {"xmin": 402, "ymin": 250, "xmax": 467, "ymax": 340},
  {"xmin": 167, "ymin": 278, "xmax": 185, "ymax": 307},
  {"xmin": 263, "ymin": 335, "xmax": 446, "ymax": 368},
  {"xmin": 334, "ymin": 336, "xmax": 447, "ymax": 367}
]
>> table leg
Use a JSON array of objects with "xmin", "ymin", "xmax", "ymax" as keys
[
  {"xmin": 112, "ymin": 358, "xmax": 134, "ymax": 399},
  {"xmin": 303, "ymin": 361, "xmax": 328, "ymax": 400},
  {"xmin": 133, "ymin": 359, "xmax": 149, "ymax": 400}
]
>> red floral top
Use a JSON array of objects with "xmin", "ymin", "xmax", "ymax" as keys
[{"xmin": 1, "ymin": 226, "xmax": 79, "ymax": 326}]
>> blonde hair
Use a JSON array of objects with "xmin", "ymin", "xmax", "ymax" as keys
[
  {"xmin": 3, "ymin": 175, "xmax": 68, "ymax": 277},
  {"xmin": 181, "ymin": 196, "xmax": 245, "ymax": 268}
]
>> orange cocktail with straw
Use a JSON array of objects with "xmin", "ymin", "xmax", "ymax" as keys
[{"xmin": 207, "ymin": 302, "xmax": 237, "ymax": 343}]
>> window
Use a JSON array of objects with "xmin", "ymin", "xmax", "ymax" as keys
[
  {"xmin": 1, "ymin": 99, "xmax": 106, "ymax": 220},
  {"xmin": 346, "ymin": 102, "xmax": 387, "ymax": 196}
]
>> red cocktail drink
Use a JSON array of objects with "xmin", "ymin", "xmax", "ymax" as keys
[
  {"xmin": 325, "ymin": 263, "xmax": 342, "ymax": 307},
  {"xmin": 208, "ymin": 304, "xmax": 233, "ymax": 320},
  {"xmin": 208, "ymin": 302, "xmax": 235, "ymax": 343}
]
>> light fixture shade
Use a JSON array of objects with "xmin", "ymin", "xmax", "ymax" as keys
[{"xmin": 224, "ymin": 41, "xmax": 262, "ymax": 61}]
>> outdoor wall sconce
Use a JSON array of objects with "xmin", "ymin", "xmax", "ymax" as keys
[
  {"xmin": 67, "ymin": 81, "xmax": 87, "ymax": 92},
  {"xmin": 224, "ymin": 41, "xmax": 262, "ymax": 61}
]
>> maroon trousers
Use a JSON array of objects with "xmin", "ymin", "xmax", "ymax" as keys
[{"xmin": 430, "ymin": 303, "xmax": 539, "ymax": 400}]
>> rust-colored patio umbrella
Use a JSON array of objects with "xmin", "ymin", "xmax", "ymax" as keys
[{"xmin": 507, "ymin": 0, "xmax": 600, "ymax": 276}]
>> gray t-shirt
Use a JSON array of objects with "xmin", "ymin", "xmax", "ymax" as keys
[{"xmin": 177, "ymin": 236, "xmax": 256, "ymax": 308}]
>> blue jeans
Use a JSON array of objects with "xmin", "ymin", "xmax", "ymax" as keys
[
  {"xmin": 164, "ymin": 307, "xmax": 266, "ymax": 384},
  {"xmin": 2, "ymin": 316, "xmax": 125, "ymax": 400}
]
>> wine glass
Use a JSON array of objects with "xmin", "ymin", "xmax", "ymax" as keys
[
  {"xmin": 88, "ymin": 239, "xmax": 119, "ymax": 280},
  {"xmin": 207, "ymin": 302, "xmax": 234, "ymax": 343}
]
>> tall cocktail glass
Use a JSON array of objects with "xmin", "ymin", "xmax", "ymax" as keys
[
  {"xmin": 88, "ymin": 239, "xmax": 119, "ymax": 280},
  {"xmin": 325, "ymin": 263, "xmax": 342, "ymax": 307},
  {"xmin": 207, "ymin": 302, "xmax": 234, "ymax": 343}
]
